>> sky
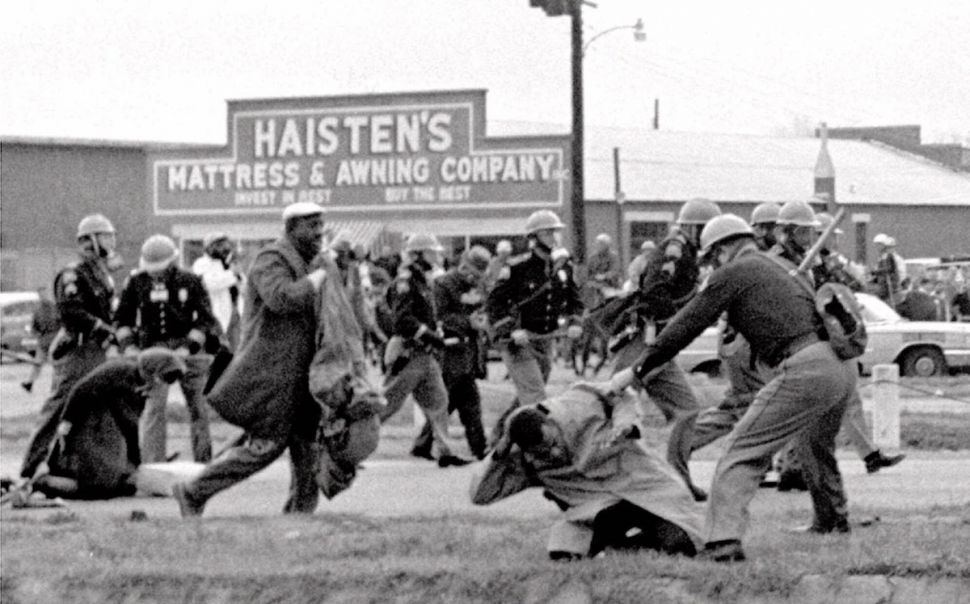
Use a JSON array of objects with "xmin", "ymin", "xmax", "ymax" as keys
[{"xmin": 2, "ymin": 0, "xmax": 968, "ymax": 145}]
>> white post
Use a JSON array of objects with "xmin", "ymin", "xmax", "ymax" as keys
[{"xmin": 871, "ymin": 364, "xmax": 901, "ymax": 450}]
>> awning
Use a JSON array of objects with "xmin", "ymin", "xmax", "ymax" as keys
[{"xmin": 325, "ymin": 220, "xmax": 391, "ymax": 256}]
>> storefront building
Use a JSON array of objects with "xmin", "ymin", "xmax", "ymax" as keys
[{"xmin": 3, "ymin": 89, "xmax": 968, "ymax": 292}]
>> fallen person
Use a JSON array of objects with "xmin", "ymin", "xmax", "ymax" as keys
[
  {"xmin": 30, "ymin": 348, "xmax": 186, "ymax": 500},
  {"xmin": 470, "ymin": 383, "xmax": 703, "ymax": 560}
]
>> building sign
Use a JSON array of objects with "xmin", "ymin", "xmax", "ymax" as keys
[{"xmin": 151, "ymin": 90, "xmax": 570, "ymax": 216}]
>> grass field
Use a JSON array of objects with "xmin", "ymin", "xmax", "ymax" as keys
[{"xmin": 2, "ymin": 361, "xmax": 969, "ymax": 603}]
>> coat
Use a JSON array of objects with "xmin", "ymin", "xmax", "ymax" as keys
[
  {"xmin": 49, "ymin": 349, "xmax": 185, "ymax": 499},
  {"xmin": 470, "ymin": 384, "xmax": 704, "ymax": 555},
  {"xmin": 207, "ymin": 237, "xmax": 319, "ymax": 439}
]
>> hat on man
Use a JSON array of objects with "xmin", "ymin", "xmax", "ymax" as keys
[
  {"xmin": 873, "ymin": 233, "xmax": 895, "ymax": 247},
  {"xmin": 203, "ymin": 232, "xmax": 230, "ymax": 249},
  {"xmin": 139, "ymin": 234, "xmax": 179, "ymax": 272},
  {"xmin": 282, "ymin": 202, "xmax": 325, "ymax": 221}
]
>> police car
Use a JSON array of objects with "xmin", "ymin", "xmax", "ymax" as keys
[{"xmin": 677, "ymin": 292, "xmax": 970, "ymax": 378}]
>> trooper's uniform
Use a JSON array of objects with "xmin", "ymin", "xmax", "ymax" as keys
[
  {"xmin": 20, "ymin": 218, "xmax": 117, "ymax": 480},
  {"xmin": 116, "ymin": 256, "xmax": 219, "ymax": 463},
  {"xmin": 631, "ymin": 214, "xmax": 855, "ymax": 557},
  {"xmin": 486, "ymin": 248, "xmax": 583, "ymax": 406},
  {"xmin": 379, "ymin": 257, "xmax": 466, "ymax": 464},
  {"xmin": 411, "ymin": 262, "xmax": 490, "ymax": 460},
  {"xmin": 612, "ymin": 227, "xmax": 705, "ymax": 420}
]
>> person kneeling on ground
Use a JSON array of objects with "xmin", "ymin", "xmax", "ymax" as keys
[
  {"xmin": 31, "ymin": 348, "xmax": 186, "ymax": 500},
  {"xmin": 469, "ymin": 383, "xmax": 703, "ymax": 560}
]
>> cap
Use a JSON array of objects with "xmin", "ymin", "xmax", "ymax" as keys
[
  {"xmin": 203, "ymin": 232, "xmax": 230, "ymax": 249},
  {"xmin": 462, "ymin": 245, "xmax": 492, "ymax": 273},
  {"xmin": 282, "ymin": 202, "xmax": 325, "ymax": 221}
]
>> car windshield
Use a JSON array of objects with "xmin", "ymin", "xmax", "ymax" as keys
[{"xmin": 855, "ymin": 293, "xmax": 901, "ymax": 324}]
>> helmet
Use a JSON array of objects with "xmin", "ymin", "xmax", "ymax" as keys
[
  {"xmin": 404, "ymin": 233, "xmax": 443, "ymax": 254},
  {"xmin": 750, "ymin": 202, "xmax": 781, "ymax": 226},
  {"xmin": 76, "ymin": 214, "xmax": 116, "ymax": 239},
  {"xmin": 700, "ymin": 214, "xmax": 754, "ymax": 256},
  {"xmin": 139, "ymin": 234, "xmax": 179, "ymax": 272},
  {"xmin": 676, "ymin": 198, "xmax": 722, "ymax": 225},
  {"xmin": 525, "ymin": 210, "xmax": 566, "ymax": 234},
  {"xmin": 814, "ymin": 212, "xmax": 844, "ymax": 235},
  {"xmin": 594, "ymin": 233, "xmax": 612, "ymax": 245},
  {"xmin": 777, "ymin": 200, "xmax": 820, "ymax": 227},
  {"xmin": 461, "ymin": 245, "xmax": 492, "ymax": 273},
  {"xmin": 496, "ymin": 239, "xmax": 512, "ymax": 255}
]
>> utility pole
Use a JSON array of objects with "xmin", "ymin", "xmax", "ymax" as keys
[{"xmin": 570, "ymin": 1, "xmax": 586, "ymax": 263}]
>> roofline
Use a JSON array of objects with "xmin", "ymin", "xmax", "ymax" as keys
[{"xmin": 0, "ymin": 135, "xmax": 218, "ymax": 151}]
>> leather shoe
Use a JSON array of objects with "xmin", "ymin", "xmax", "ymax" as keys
[
  {"xmin": 172, "ymin": 482, "xmax": 205, "ymax": 518},
  {"xmin": 865, "ymin": 451, "xmax": 905, "ymax": 474},
  {"xmin": 699, "ymin": 540, "xmax": 746, "ymax": 563},
  {"xmin": 437, "ymin": 454, "xmax": 473, "ymax": 468}
]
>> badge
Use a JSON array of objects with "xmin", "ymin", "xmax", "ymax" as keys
[
  {"xmin": 557, "ymin": 269, "xmax": 567, "ymax": 282},
  {"xmin": 64, "ymin": 283, "xmax": 78, "ymax": 296},
  {"xmin": 149, "ymin": 285, "xmax": 170, "ymax": 303},
  {"xmin": 61, "ymin": 270, "xmax": 77, "ymax": 284},
  {"xmin": 178, "ymin": 288, "xmax": 188, "ymax": 303}
]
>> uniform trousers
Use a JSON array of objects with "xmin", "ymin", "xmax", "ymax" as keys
[
  {"xmin": 668, "ymin": 335, "xmax": 767, "ymax": 494},
  {"xmin": 20, "ymin": 340, "xmax": 106, "ymax": 479},
  {"xmin": 178, "ymin": 434, "xmax": 319, "ymax": 513},
  {"xmin": 379, "ymin": 351, "xmax": 461, "ymax": 458},
  {"xmin": 704, "ymin": 342, "xmax": 855, "ymax": 542},
  {"xmin": 140, "ymin": 352, "xmax": 213, "ymax": 463},
  {"xmin": 490, "ymin": 338, "xmax": 554, "ymax": 442},
  {"xmin": 412, "ymin": 372, "xmax": 487, "ymax": 459},
  {"xmin": 612, "ymin": 338, "xmax": 700, "ymax": 423}
]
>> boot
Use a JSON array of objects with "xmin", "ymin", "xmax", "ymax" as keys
[{"xmin": 864, "ymin": 450, "xmax": 905, "ymax": 474}]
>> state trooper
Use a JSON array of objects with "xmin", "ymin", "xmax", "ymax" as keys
[
  {"xmin": 749, "ymin": 202, "xmax": 781, "ymax": 251},
  {"xmin": 610, "ymin": 198, "xmax": 720, "ymax": 469},
  {"xmin": 378, "ymin": 233, "xmax": 471, "ymax": 468},
  {"xmin": 485, "ymin": 210, "xmax": 584, "ymax": 431},
  {"xmin": 613, "ymin": 214, "xmax": 856, "ymax": 562},
  {"xmin": 115, "ymin": 234, "xmax": 220, "ymax": 463},
  {"xmin": 20, "ymin": 214, "xmax": 120, "ymax": 481},
  {"xmin": 770, "ymin": 199, "xmax": 818, "ymax": 266},
  {"xmin": 411, "ymin": 245, "xmax": 493, "ymax": 461}
]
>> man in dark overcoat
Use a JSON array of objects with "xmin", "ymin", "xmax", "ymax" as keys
[
  {"xmin": 172, "ymin": 202, "xmax": 329, "ymax": 517},
  {"xmin": 33, "ymin": 348, "xmax": 186, "ymax": 500}
]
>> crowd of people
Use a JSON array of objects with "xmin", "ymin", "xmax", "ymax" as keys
[{"xmin": 9, "ymin": 197, "xmax": 947, "ymax": 565}]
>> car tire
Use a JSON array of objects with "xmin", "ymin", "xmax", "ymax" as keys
[{"xmin": 899, "ymin": 346, "xmax": 947, "ymax": 377}]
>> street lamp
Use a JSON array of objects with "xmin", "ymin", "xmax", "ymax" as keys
[
  {"xmin": 530, "ymin": 1, "xmax": 644, "ymax": 263},
  {"xmin": 583, "ymin": 18, "xmax": 645, "ymax": 56}
]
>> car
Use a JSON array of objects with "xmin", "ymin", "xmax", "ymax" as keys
[
  {"xmin": 676, "ymin": 292, "xmax": 970, "ymax": 378},
  {"xmin": 0, "ymin": 291, "xmax": 41, "ymax": 362}
]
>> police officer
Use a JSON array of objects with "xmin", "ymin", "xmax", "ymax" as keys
[
  {"xmin": 20, "ymin": 214, "xmax": 120, "ymax": 481},
  {"xmin": 115, "ymin": 234, "xmax": 220, "ymax": 463},
  {"xmin": 378, "ymin": 233, "xmax": 471, "ymax": 468},
  {"xmin": 611, "ymin": 199, "xmax": 719, "ymax": 472},
  {"xmin": 411, "ymin": 245, "xmax": 493, "ymax": 460},
  {"xmin": 613, "ymin": 214, "xmax": 856, "ymax": 562},
  {"xmin": 749, "ymin": 202, "xmax": 781, "ymax": 251},
  {"xmin": 486, "ymin": 210, "xmax": 584, "ymax": 426},
  {"xmin": 770, "ymin": 199, "xmax": 819, "ymax": 267}
]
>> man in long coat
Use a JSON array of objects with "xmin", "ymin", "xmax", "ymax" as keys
[
  {"xmin": 470, "ymin": 384, "xmax": 704, "ymax": 560},
  {"xmin": 172, "ymin": 202, "xmax": 329, "ymax": 517},
  {"xmin": 32, "ymin": 348, "xmax": 186, "ymax": 500}
]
